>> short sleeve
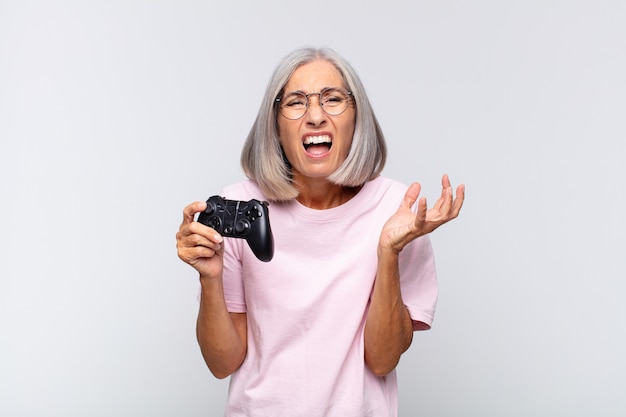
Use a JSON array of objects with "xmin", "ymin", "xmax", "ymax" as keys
[
  {"xmin": 221, "ymin": 236, "xmax": 247, "ymax": 313},
  {"xmin": 399, "ymin": 235, "xmax": 438, "ymax": 331}
]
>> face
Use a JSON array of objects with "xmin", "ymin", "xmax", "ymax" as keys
[{"xmin": 277, "ymin": 59, "xmax": 356, "ymax": 185}]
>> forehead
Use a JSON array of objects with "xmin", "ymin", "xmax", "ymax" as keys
[{"xmin": 284, "ymin": 59, "xmax": 344, "ymax": 92}]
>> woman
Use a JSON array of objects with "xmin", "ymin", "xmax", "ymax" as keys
[{"xmin": 176, "ymin": 47, "xmax": 464, "ymax": 417}]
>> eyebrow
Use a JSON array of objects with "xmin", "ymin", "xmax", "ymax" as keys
[
  {"xmin": 283, "ymin": 89, "xmax": 307, "ymax": 96},
  {"xmin": 283, "ymin": 87, "xmax": 342, "ymax": 95}
]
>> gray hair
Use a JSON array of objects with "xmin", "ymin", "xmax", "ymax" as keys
[{"xmin": 240, "ymin": 47, "xmax": 387, "ymax": 201}]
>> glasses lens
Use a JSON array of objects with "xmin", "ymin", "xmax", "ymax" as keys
[
  {"xmin": 280, "ymin": 92, "xmax": 308, "ymax": 120},
  {"xmin": 320, "ymin": 88, "xmax": 350, "ymax": 116}
]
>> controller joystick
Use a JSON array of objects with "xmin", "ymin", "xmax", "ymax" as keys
[
  {"xmin": 197, "ymin": 195, "xmax": 274, "ymax": 262},
  {"xmin": 235, "ymin": 219, "xmax": 250, "ymax": 234}
]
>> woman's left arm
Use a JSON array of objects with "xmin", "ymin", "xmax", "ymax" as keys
[{"xmin": 364, "ymin": 175, "xmax": 465, "ymax": 376}]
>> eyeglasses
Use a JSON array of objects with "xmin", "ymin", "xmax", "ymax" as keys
[{"xmin": 275, "ymin": 87, "xmax": 353, "ymax": 120}]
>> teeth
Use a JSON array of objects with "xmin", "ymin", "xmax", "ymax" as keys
[{"xmin": 304, "ymin": 135, "xmax": 331, "ymax": 145}]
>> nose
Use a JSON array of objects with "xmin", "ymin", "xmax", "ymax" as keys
[{"xmin": 304, "ymin": 95, "xmax": 327, "ymax": 126}]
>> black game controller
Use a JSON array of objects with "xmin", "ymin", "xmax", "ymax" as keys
[{"xmin": 197, "ymin": 196, "xmax": 274, "ymax": 262}]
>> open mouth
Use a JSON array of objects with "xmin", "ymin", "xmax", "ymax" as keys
[{"xmin": 303, "ymin": 135, "xmax": 332, "ymax": 155}]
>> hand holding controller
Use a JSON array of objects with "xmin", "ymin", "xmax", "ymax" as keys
[{"xmin": 197, "ymin": 196, "xmax": 274, "ymax": 262}]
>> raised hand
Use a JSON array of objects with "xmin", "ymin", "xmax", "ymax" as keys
[{"xmin": 379, "ymin": 174, "xmax": 465, "ymax": 254}]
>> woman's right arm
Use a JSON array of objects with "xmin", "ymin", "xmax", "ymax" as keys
[{"xmin": 176, "ymin": 202, "xmax": 247, "ymax": 379}]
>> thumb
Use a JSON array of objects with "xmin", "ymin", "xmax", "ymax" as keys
[
  {"xmin": 402, "ymin": 182, "xmax": 422, "ymax": 209},
  {"xmin": 182, "ymin": 201, "xmax": 207, "ymax": 224}
]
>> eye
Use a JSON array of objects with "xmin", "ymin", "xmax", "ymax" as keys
[
  {"xmin": 321, "ymin": 89, "xmax": 348, "ymax": 106},
  {"xmin": 283, "ymin": 93, "xmax": 307, "ymax": 108}
]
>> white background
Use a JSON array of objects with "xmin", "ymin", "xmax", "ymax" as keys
[{"xmin": 1, "ymin": 1, "xmax": 625, "ymax": 416}]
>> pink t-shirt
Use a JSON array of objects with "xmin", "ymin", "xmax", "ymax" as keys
[{"xmin": 219, "ymin": 176, "xmax": 438, "ymax": 417}]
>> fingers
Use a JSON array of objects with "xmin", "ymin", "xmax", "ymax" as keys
[
  {"xmin": 177, "ymin": 201, "xmax": 224, "ymax": 263},
  {"xmin": 179, "ymin": 214, "xmax": 224, "ymax": 247},
  {"xmin": 402, "ymin": 182, "xmax": 422, "ymax": 209},
  {"xmin": 414, "ymin": 196, "xmax": 427, "ymax": 223},
  {"xmin": 441, "ymin": 173, "xmax": 451, "ymax": 190},
  {"xmin": 176, "ymin": 224, "xmax": 224, "ymax": 268},
  {"xmin": 177, "ymin": 221, "xmax": 223, "ymax": 249},
  {"xmin": 413, "ymin": 174, "xmax": 465, "ymax": 225},
  {"xmin": 187, "ymin": 223, "xmax": 223, "ymax": 247},
  {"xmin": 182, "ymin": 201, "xmax": 208, "ymax": 225},
  {"xmin": 437, "ymin": 174, "xmax": 466, "ymax": 215},
  {"xmin": 178, "ymin": 241, "xmax": 221, "ymax": 263},
  {"xmin": 450, "ymin": 184, "xmax": 465, "ymax": 218}
]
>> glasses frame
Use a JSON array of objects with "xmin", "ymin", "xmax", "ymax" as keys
[{"xmin": 275, "ymin": 87, "xmax": 354, "ymax": 120}]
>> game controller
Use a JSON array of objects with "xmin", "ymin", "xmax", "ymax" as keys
[{"xmin": 197, "ymin": 195, "xmax": 274, "ymax": 262}]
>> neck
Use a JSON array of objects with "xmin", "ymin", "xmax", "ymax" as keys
[{"xmin": 294, "ymin": 178, "xmax": 361, "ymax": 210}]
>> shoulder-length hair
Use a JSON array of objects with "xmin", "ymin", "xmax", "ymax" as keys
[{"xmin": 240, "ymin": 47, "xmax": 387, "ymax": 201}]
